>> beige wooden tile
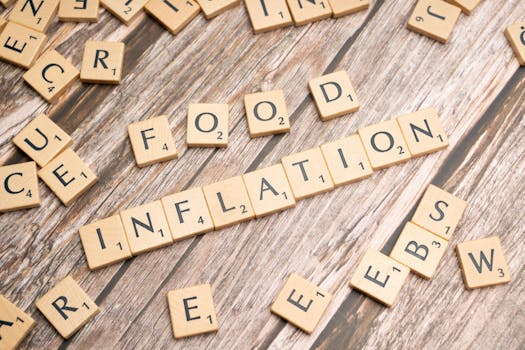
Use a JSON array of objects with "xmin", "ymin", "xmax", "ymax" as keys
[
  {"xmin": 195, "ymin": 0, "xmax": 238, "ymax": 19},
  {"xmin": 23, "ymin": 50, "xmax": 79, "ymax": 103},
  {"xmin": 244, "ymin": 0, "xmax": 292, "ymax": 33},
  {"xmin": 202, "ymin": 176, "xmax": 254, "ymax": 229},
  {"xmin": 505, "ymin": 23, "xmax": 525, "ymax": 66},
  {"xmin": 308, "ymin": 70, "xmax": 359, "ymax": 121},
  {"xmin": 328, "ymin": 0, "xmax": 368, "ymax": 18},
  {"xmin": 281, "ymin": 147, "xmax": 334, "ymax": 200},
  {"xmin": 0, "ymin": 162, "xmax": 40, "ymax": 213},
  {"xmin": 38, "ymin": 148, "xmax": 98, "ymax": 206},
  {"xmin": 412, "ymin": 184, "xmax": 467, "ymax": 240},
  {"xmin": 456, "ymin": 236, "xmax": 511, "ymax": 289},
  {"xmin": 0, "ymin": 22, "xmax": 47, "ymax": 69},
  {"xmin": 167, "ymin": 284, "xmax": 218, "ymax": 338},
  {"xmin": 244, "ymin": 90, "xmax": 290, "ymax": 137},
  {"xmin": 446, "ymin": 0, "xmax": 480, "ymax": 15},
  {"xmin": 128, "ymin": 115, "xmax": 178, "ymax": 167},
  {"xmin": 320, "ymin": 134, "xmax": 373, "ymax": 187},
  {"xmin": 286, "ymin": 0, "xmax": 331, "ymax": 26},
  {"xmin": 242, "ymin": 164, "xmax": 295, "ymax": 218},
  {"xmin": 79, "ymin": 215, "xmax": 132, "ymax": 270},
  {"xmin": 0, "ymin": 0, "xmax": 15, "ymax": 7},
  {"xmin": 358, "ymin": 119, "xmax": 411, "ymax": 169},
  {"xmin": 58, "ymin": 0, "xmax": 99, "ymax": 22},
  {"xmin": 396, "ymin": 107, "xmax": 448, "ymax": 157},
  {"xmin": 9, "ymin": 0, "xmax": 59, "ymax": 32},
  {"xmin": 390, "ymin": 222, "xmax": 448, "ymax": 279},
  {"xmin": 36, "ymin": 276, "xmax": 99, "ymax": 339},
  {"xmin": 0, "ymin": 295, "xmax": 35, "ymax": 350},
  {"xmin": 145, "ymin": 0, "xmax": 200, "ymax": 34},
  {"xmin": 120, "ymin": 200, "xmax": 173, "ymax": 255},
  {"xmin": 161, "ymin": 187, "xmax": 214, "ymax": 241},
  {"xmin": 80, "ymin": 40, "xmax": 125, "ymax": 84},
  {"xmin": 186, "ymin": 103, "xmax": 229, "ymax": 147},
  {"xmin": 407, "ymin": 0, "xmax": 461, "ymax": 43},
  {"xmin": 0, "ymin": 17, "xmax": 6, "ymax": 31},
  {"xmin": 270, "ymin": 273, "xmax": 331, "ymax": 334},
  {"xmin": 13, "ymin": 114, "xmax": 72, "ymax": 167},
  {"xmin": 101, "ymin": 0, "xmax": 149, "ymax": 24},
  {"xmin": 349, "ymin": 249, "xmax": 409, "ymax": 307}
]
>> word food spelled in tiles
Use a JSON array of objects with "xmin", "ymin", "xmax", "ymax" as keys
[
  {"xmin": 407, "ymin": 0, "xmax": 461, "ymax": 43},
  {"xmin": 0, "ymin": 295, "xmax": 36, "ymax": 350}
]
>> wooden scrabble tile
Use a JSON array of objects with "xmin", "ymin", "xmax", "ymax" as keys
[
  {"xmin": 58, "ymin": 0, "xmax": 99, "ymax": 22},
  {"xmin": 80, "ymin": 40, "xmax": 125, "ymax": 84},
  {"xmin": 244, "ymin": 0, "xmax": 292, "ymax": 33},
  {"xmin": 270, "ymin": 273, "xmax": 331, "ymax": 334},
  {"xmin": 38, "ymin": 148, "xmax": 98, "ymax": 206},
  {"xmin": 286, "ymin": 0, "xmax": 332, "ymax": 26},
  {"xmin": 0, "ymin": 295, "xmax": 35, "ymax": 350},
  {"xmin": 407, "ymin": 0, "xmax": 461, "ymax": 43},
  {"xmin": 127, "ymin": 115, "xmax": 178, "ymax": 167},
  {"xmin": 145, "ymin": 0, "xmax": 200, "ymax": 34},
  {"xmin": 13, "ymin": 114, "xmax": 72, "ymax": 167},
  {"xmin": 396, "ymin": 107, "xmax": 448, "ymax": 157},
  {"xmin": 120, "ymin": 200, "xmax": 173, "ymax": 255},
  {"xmin": 186, "ymin": 103, "xmax": 229, "ymax": 147},
  {"xmin": 308, "ymin": 70, "xmax": 359, "ymax": 121},
  {"xmin": 0, "ymin": 22, "xmax": 47, "ymax": 69},
  {"xmin": 0, "ymin": 0, "xmax": 15, "ymax": 7},
  {"xmin": 79, "ymin": 215, "xmax": 132, "ymax": 270},
  {"xmin": 195, "ymin": 0, "xmax": 238, "ymax": 19},
  {"xmin": 0, "ymin": 162, "xmax": 40, "ymax": 213},
  {"xmin": 446, "ymin": 0, "xmax": 480, "ymax": 15},
  {"xmin": 328, "ymin": 0, "xmax": 368, "ymax": 18},
  {"xmin": 101, "ymin": 0, "xmax": 149, "ymax": 25},
  {"xmin": 281, "ymin": 147, "xmax": 334, "ymax": 200},
  {"xmin": 412, "ymin": 184, "xmax": 467, "ymax": 240},
  {"xmin": 505, "ymin": 23, "xmax": 525, "ymax": 66},
  {"xmin": 320, "ymin": 134, "xmax": 373, "ymax": 187},
  {"xmin": 358, "ymin": 119, "xmax": 411, "ymax": 170},
  {"xmin": 9, "ymin": 0, "xmax": 59, "ymax": 32},
  {"xmin": 0, "ymin": 17, "xmax": 6, "ymax": 31},
  {"xmin": 456, "ymin": 236, "xmax": 511, "ymax": 289},
  {"xmin": 202, "ymin": 176, "xmax": 254, "ymax": 229},
  {"xmin": 23, "ymin": 50, "xmax": 79, "ymax": 103},
  {"xmin": 161, "ymin": 187, "xmax": 214, "ymax": 241},
  {"xmin": 36, "ymin": 276, "xmax": 99, "ymax": 339},
  {"xmin": 244, "ymin": 90, "xmax": 290, "ymax": 137},
  {"xmin": 390, "ymin": 222, "xmax": 448, "ymax": 279},
  {"xmin": 349, "ymin": 249, "xmax": 409, "ymax": 307},
  {"xmin": 242, "ymin": 164, "xmax": 295, "ymax": 218},
  {"xmin": 167, "ymin": 284, "xmax": 218, "ymax": 338}
]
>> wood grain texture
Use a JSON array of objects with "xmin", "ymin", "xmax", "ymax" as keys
[{"xmin": 0, "ymin": 0, "xmax": 524, "ymax": 349}]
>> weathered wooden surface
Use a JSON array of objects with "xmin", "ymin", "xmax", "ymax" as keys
[{"xmin": 1, "ymin": 0, "xmax": 524, "ymax": 349}]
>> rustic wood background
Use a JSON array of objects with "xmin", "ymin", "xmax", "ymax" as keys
[{"xmin": 1, "ymin": 0, "xmax": 524, "ymax": 349}]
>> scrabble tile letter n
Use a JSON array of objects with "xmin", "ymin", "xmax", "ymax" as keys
[
  {"xmin": 0, "ymin": 296, "xmax": 35, "ymax": 350},
  {"xmin": 286, "ymin": 0, "xmax": 332, "ymax": 26},
  {"xmin": 81, "ymin": 41, "xmax": 125, "ymax": 84},
  {"xmin": 36, "ymin": 276, "xmax": 99, "ymax": 339},
  {"xmin": 9, "ymin": 0, "xmax": 59, "ymax": 32},
  {"xmin": 0, "ymin": 162, "xmax": 41, "ymax": 213},
  {"xmin": 271, "ymin": 273, "xmax": 332, "ymax": 334},
  {"xmin": 505, "ymin": 23, "xmax": 525, "ymax": 66},
  {"xmin": 407, "ymin": 0, "xmax": 461, "ymax": 43},
  {"xmin": 0, "ymin": 22, "xmax": 47, "ymax": 69},
  {"xmin": 167, "ymin": 284, "xmax": 218, "ymax": 338}
]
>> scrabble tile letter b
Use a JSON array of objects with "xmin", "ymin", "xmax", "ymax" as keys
[
  {"xmin": 0, "ymin": 22, "xmax": 47, "ymax": 69},
  {"xmin": 407, "ymin": 0, "xmax": 461, "ymax": 43},
  {"xmin": 0, "ymin": 296, "xmax": 35, "ymax": 350},
  {"xmin": 80, "ymin": 41, "xmax": 125, "ymax": 84},
  {"xmin": 505, "ymin": 23, "xmax": 525, "ymax": 66},
  {"xmin": 0, "ymin": 162, "xmax": 41, "ymax": 213},
  {"xmin": 167, "ymin": 284, "xmax": 219, "ymax": 338},
  {"xmin": 270, "ymin": 273, "xmax": 332, "ymax": 334},
  {"xmin": 36, "ymin": 276, "xmax": 99, "ymax": 339}
]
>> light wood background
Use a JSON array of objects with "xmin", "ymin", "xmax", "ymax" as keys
[{"xmin": 1, "ymin": 0, "xmax": 524, "ymax": 349}]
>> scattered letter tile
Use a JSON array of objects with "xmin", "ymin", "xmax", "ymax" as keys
[
  {"xmin": 286, "ymin": 0, "xmax": 332, "ymax": 26},
  {"xmin": 186, "ymin": 103, "xmax": 229, "ymax": 147},
  {"xmin": 145, "ymin": 0, "xmax": 200, "ymax": 34},
  {"xmin": 0, "ymin": 22, "xmax": 47, "ymax": 69},
  {"xmin": 79, "ymin": 215, "xmax": 132, "ymax": 270},
  {"xmin": 244, "ymin": 90, "xmax": 290, "ymax": 137},
  {"xmin": 390, "ymin": 222, "xmax": 448, "ymax": 279},
  {"xmin": 167, "ymin": 284, "xmax": 218, "ymax": 338},
  {"xmin": 38, "ymin": 148, "xmax": 98, "ymax": 206},
  {"xmin": 195, "ymin": 0, "xmax": 239, "ymax": 19},
  {"xmin": 0, "ymin": 17, "xmax": 6, "ymax": 31},
  {"xmin": 9, "ymin": 0, "xmax": 59, "ymax": 32},
  {"xmin": 412, "ymin": 184, "xmax": 467, "ymax": 240},
  {"xmin": 407, "ymin": 0, "xmax": 461, "ymax": 43},
  {"xmin": 281, "ymin": 147, "xmax": 334, "ymax": 200},
  {"xmin": 101, "ymin": 0, "xmax": 149, "ymax": 24},
  {"xmin": 505, "ymin": 22, "xmax": 525, "ymax": 66},
  {"xmin": 244, "ymin": 0, "xmax": 292, "ymax": 33},
  {"xmin": 456, "ymin": 236, "xmax": 511, "ymax": 289},
  {"xmin": 128, "ymin": 115, "xmax": 178, "ymax": 167},
  {"xmin": 308, "ymin": 70, "xmax": 359, "ymax": 121},
  {"xmin": 0, "ymin": 296, "xmax": 35, "ymax": 350},
  {"xmin": 328, "ymin": 0, "xmax": 368, "ymax": 18},
  {"xmin": 446, "ymin": 0, "xmax": 480, "ymax": 15},
  {"xmin": 59, "ymin": 0, "xmax": 99, "ymax": 22},
  {"xmin": 80, "ymin": 40, "xmax": 125, "ymax": 84},
  {"xmin": 350, "ymin": 249, "xmax": 409, "ymax": 307},
  {"xmin": 320, "ymin": 134, "xmax": 373, "ymax": 186},
  {"xmin": 270, "ymin": 273, "xmax": 331, "ymax": 334},
  {"xmin": 0, "ymin": 162, "xmax": 40, "ymax": 213},
  {"xmin": 242, "ymin": 164, "xmax": 296, "ymax": 218}
]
